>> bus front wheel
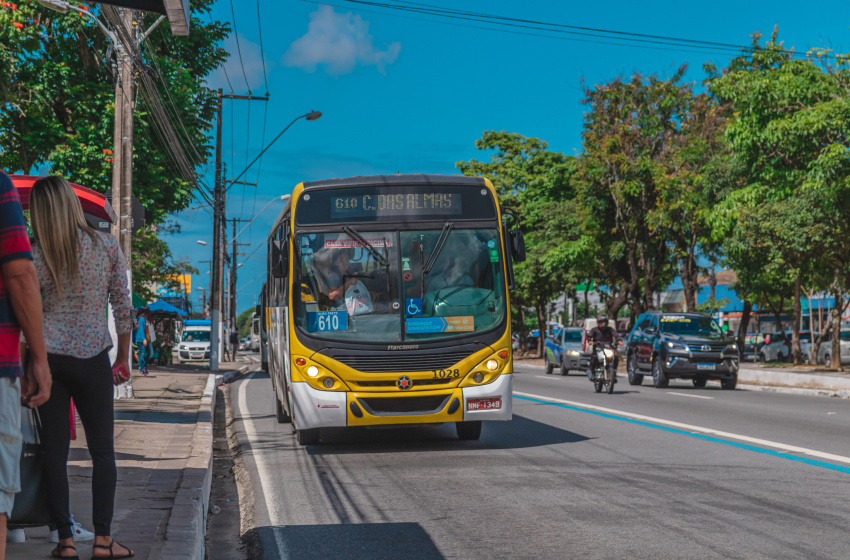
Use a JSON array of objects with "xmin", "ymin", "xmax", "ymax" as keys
[
  {"xmin": 297, "ymin": 428, "xmax": 320, "ymax": 445},
  {"xmin": 456, "ymin": 421, "xmax": 482, "ymax": 441}
]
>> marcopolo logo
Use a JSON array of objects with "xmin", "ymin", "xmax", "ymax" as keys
[{"xmin": 387, "ymin": 344, "xmax": 419, "ymax": 350}]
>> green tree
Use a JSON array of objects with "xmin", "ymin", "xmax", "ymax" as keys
[
  {"xmin": 709, "ymin": 29, "xmax": 850, "ymax": 366},
  {"xmin": 457, "ymin": 131, "xmax": 578, "ymax": 356},
  {"xmin": 0, "ymin": 0, "xmax": 228, "ymax": 222}
]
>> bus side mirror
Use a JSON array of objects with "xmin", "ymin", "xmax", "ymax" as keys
[
  {"xmin": 510, "ymin": 230, "xmax": 527, "ymax": 262},
  {"xmin": 271, "ymin": 240, "xmax": 288, "ymax": 279},
  {"xmin": 255, "ymin": 304, "xmax": 261, "ymax": 315}
]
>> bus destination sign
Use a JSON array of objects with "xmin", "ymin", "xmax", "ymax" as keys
[{"xmin": 330, "ymin": 192, "xmax": 462, "ymax": 219}]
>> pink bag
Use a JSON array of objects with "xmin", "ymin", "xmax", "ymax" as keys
[{"xmin": 69, "ymin": 399, "xmax": 76, "ymax": 441}]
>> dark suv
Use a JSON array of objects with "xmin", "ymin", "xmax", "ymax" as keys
[{"xmin": 626, "ymin": 312, "xmax": 738, "ymax": 389}]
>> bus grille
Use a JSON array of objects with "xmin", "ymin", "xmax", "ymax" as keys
[
  {"xmin": 333, "ymin": 351, "xmax": 471, "ymax": 373},
  {"xmin": 352, "ymin": 378, "xmax": 454, "ymax": 388},
  {"xmin": 358, "ymin": 395, "xmax": 450, "ymax": 416}
]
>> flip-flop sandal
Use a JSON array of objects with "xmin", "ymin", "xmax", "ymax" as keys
[
  {"xmin": 51, "ymin": 544, "xmax": 80, "ymax": 559},
  {"xmin": 91, "ymin": 540, "xmax": 134, "ymax": 559}
]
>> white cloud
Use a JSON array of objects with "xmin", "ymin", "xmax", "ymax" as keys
[
  {"xmin": 283, "ymin": 6, "xmax": 401, "ymax": 76},
  {"xmin": 208, "ymin": 33, "xmax": 271, "ymax": 93}
]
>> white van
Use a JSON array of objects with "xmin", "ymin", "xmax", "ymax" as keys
[{"xmin": 176, "ymin": 320, "xmax": 212, "ymax": 362}]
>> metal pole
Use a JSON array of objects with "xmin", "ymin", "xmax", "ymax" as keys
[
  {"xmin": 119, "ymin": 8, "xmax": 134, "ymax": 265},
  {"xmin": 231, "ymin": 218, "xmax": 238, "ymax": 337},
  {"xmin": 210, "ymin": 89, "xmax": 223, "ymax": 371}
]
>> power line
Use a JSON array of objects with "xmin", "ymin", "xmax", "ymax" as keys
[
  {"xmin": 255, "ymin": 0, "xmax": 270, "ymax": 95},
  {"xmin": 229, "ymin": 0, "xmax": 253, "ymax": 92},
  {"xmin": 298, "ymin": 0, "xmax": 816, "ymax": 59}
]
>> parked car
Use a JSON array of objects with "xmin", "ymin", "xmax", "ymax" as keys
[
  {"xmin": 800, "ymin": 331, "xmax": 850, "ymax": 365},
  {"xmin": 175, "ymin": 319, "xmax": 212, "ymax": 363},
  {"xmin": 742, "ymin": 333, "xmax": 767, "ymax": 361},
  {"xmin": 545, "ymin": 327, "xmax": 589, "ymax": 375},
  {"xmin": 759, "ymin": 331, "xmax": 812, "ymax": 362},
  {"xmin": 625, "ymin": 311, "xmax": 739, "ymax": 389}
]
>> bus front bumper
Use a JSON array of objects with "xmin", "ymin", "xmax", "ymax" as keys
[{"xmin": 291, "ymin": 374, "xmax": 513, "ymax": 430}]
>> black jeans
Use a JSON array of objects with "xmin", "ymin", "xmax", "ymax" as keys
[{"xmin": 38, "ymin": 350, "xmax": 116, "ymax": 539}]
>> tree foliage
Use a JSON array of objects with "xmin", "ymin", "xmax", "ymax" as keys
[{"xmin": 0, "ymin": 0, "xmax": 227, "ymax": 223}]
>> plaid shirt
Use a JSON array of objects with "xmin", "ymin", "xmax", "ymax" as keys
[{"xmin": 0, "ymin": 171, "xmax": 33, "ymax": 378}]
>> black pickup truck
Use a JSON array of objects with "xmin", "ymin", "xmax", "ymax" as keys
[{"xmin": 625, "ymin": 311, "xmax": 739, "ymax": 390}]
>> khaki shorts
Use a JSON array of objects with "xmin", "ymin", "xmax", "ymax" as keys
[{"xmin": 0, "ymin": 377, "xmax": 21, "ymax": 517}]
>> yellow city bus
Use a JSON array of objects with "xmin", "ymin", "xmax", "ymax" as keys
[{"xmin": 264, "ymin": 175, "xmax": 526, "ymax": 445}]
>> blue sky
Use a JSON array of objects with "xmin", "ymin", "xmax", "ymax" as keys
[{"xmin": 164, "ymin": 0, "xmax": 850, "ymax": 314}]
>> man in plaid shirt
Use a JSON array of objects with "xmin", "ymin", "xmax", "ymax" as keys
[{"xmin": 0, "ymin": 170, "xmax": 51, "ymax": 558}]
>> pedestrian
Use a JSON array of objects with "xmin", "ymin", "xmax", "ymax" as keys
[
  {"xmin": 0, "ymin": 170, "xmax": 52, "ymax": 560},
  {"xmin": 222, "ymin": 326, "xmax": 231, "ymax": 362},
  {"xmin": 230, "ymin": 329, "xmax": 239, "ymax": 358},
  {"xmin": 134, "ymin": 308, "xmax": 150, "ymax": 376},
  {"xmin": 27, "ymin": 176, "xmax": 134, "ymax": 559}
]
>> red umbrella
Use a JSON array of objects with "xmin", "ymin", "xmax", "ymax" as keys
[{"xmin": 10, "ymin": 175, "xmax": 117, "ymax": 223}]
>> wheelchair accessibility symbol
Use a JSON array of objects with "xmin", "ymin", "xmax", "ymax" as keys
[{"xmin": 406, "ymin": 298, "xmax": 423, "ymax": 316}]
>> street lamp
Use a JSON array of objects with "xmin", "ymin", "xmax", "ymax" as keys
[
  {"xmin": 197, "ymin": 240, "xmax": 208, "ymax": 246},
  {"xmin": 232, "ymin": 194, "xmax": 291, "ymax": 242}
]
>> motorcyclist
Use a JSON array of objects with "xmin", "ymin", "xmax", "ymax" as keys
[{"xmin": 587, "ymin": 314, "xmax": 623, "ymax": 381}]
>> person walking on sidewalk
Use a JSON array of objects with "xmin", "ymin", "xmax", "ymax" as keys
[
  {"xmin": 230, "ymin": 329, "xmax": 239, "ymax": 359},
  {"xmin": 0, "ymin": 170, "xmax": 52, "ymax": 560},
  {"xmin": 27, "ymin": 176, "xmax": 134, "ymax": 559},
  {"xmin": 134, "ymin": 308, "xmax": 150, "ymax": 376}
]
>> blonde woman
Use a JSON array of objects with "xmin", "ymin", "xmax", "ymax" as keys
[{"xmin": 28, "ymin": 177, "xmax": 134, "ymax": 559}]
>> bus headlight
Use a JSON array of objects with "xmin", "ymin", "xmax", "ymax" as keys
[
  {"xmin": 322, "ymin": 377, "xmax": 334, "ymax": 388},
  {"xmin": 472, "ymin": 372, "xmax": 485, "ymax": 383},
  {"xmin": 307, "ymin": 366, "xmax": 319, "ymax": 377},
  {"xmin": 486, "ymin": 359, "xmax": 499, "ymax": 371}
]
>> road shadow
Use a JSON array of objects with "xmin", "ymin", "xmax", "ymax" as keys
[
  {"xmin": 245, "ymin": 522, "xmax": 445, "ymax": 560},
  {"xmin": 304, "ymin": 414, "xmax": 591, "ymax": 455}
]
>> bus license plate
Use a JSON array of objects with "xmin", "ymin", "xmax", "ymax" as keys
[
  {"xmin": 697, "ymin": 363, "xmax": 716, "ymax": 371},
  {"xmin": 467, "ymin": 397, "xmax": 501, "ymax": 411}
]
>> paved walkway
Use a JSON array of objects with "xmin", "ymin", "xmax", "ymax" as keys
[{"xmin": 6, "ymin": 358, "xmax": 249, "ymax": 560}]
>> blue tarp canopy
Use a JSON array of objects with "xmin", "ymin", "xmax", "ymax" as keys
[{"xmin": 145, "ymin": 300, "xmax": 188, "ymax": 317}]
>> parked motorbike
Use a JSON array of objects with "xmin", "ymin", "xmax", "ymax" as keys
[{"xmin": 590, "ymin": 342, "xmax": 617, "ymax": 394}]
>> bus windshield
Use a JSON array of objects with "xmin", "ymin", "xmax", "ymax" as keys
[{"xmin": 294, "ymin": 229, "xmax": 505, "ymax": 342}]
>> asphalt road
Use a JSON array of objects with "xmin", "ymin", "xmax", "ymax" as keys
[{"xmin": 227, "ymin": 362, "xmax": 850, "ymax": 560}]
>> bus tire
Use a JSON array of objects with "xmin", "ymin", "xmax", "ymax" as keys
[
  {"xmin": 275, "ymin": 391, "xmax": 291, "ymax": 424},
  {"xmin": 297, "ymin": 428, "xmax": 320, "ymax": 445},
  {"xmin": 456, "ymin": 421, "xmax": 482, "ymax": 440}
]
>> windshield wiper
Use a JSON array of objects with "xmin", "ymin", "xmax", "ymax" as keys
[
  {"xmin": 342, "ymin": 226, "xmax": 388, "ymax": 268},
  {"xmin": 423, "ymin": 222, "xmax": 454, "ymax": 275}
]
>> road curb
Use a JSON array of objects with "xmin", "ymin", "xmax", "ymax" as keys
[
  {"xmin": 738, "ymin": 383, "xmax": 850, "ymax": 399},
  {"xmin": 157, "ymin": 373, "xmax": 218, "ymax": 560},
  {"xmin": 218, "ymin": 364, "xmax": 250, "ymax": 385}
]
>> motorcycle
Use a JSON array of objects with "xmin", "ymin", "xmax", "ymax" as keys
[{"xmin": 590, "ymin": 341, "xmax": 617, "ymax": 394}]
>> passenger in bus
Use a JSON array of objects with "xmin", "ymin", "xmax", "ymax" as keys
[{"xmin": 316, "ymin": 247, "xmax": 374, "ymax": 315}]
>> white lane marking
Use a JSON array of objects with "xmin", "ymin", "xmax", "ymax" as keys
[
  {"xmin": 514, "ymin": 390, "xmax": 850, "ymax": 466},
  {"xmin": 535, "ymin": 375, "xmax": 562, "ymax": 380},
  {"xmin": 238, "ymin": 374, "xmax": 290, "ymax": 559},
  {"xmin": 666, "ymin": 392, "xmax": 714, "ymax": 400}
]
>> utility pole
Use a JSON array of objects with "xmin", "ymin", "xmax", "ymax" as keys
[
  {"xmin": 210, "ymin": 89, "xmax": 223, "ymax": 370},
  {"xmin": 230, "ymin": 217, "xmax": 251, "ymax": 336}
]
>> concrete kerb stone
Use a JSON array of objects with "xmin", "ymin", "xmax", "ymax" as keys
[
  {"xmin": 218, "ymin": 365, "xmax": 250, "ymax": 386},
  {"xmin": 157, "ymin": 372, "xmax": 219, "ymax": 560}
]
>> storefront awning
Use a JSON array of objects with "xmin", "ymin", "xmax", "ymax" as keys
[{"xmin": 10, "ymin": 175, "xmax": 116, "ymax": 224}]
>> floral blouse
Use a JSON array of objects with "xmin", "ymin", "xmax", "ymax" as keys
[{"xmin": 31, "ymin": 230, "xmax": 134, "ymax": 359}]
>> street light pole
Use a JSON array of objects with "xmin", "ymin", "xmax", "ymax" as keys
[{"xmin": 232, "ymin": 194, "xmax": 291, "ymax": 242}]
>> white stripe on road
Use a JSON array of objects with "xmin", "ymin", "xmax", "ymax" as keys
[
  {"xmin": 514, "ymin": 390, "xmax": 850, "ymax": 466},
  {"xmin": 666, "ymin": 392, "xmax": 714, "ymax": 400},
  {"xmin": 238, "ymin": 374, "xmax": 290, "ymax": 559},
  {"xmin": 535, "ymin": 375, "xmax": 563, "ymax": 380}
]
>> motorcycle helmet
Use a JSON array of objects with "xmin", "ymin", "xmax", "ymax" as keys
[{"xmin": 597, "ymin": 314, "xmax": 609, "ymax": 328}]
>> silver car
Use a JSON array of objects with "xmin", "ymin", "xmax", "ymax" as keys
[
  {"xmin": 545, "ymin": 327, "xmax": 589, "ymax": 375},
  {"xmin": 800, "ymin": 331, "xmax": 850, "ymax": 365},
  {"xmin": 759, "ymin": 331, "xmax": 811, "ymax": 362}
]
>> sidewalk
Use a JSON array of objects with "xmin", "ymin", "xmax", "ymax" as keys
[{"xmin": 6, "ymin": 358, "xmax": 248, "ymax": 560}]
